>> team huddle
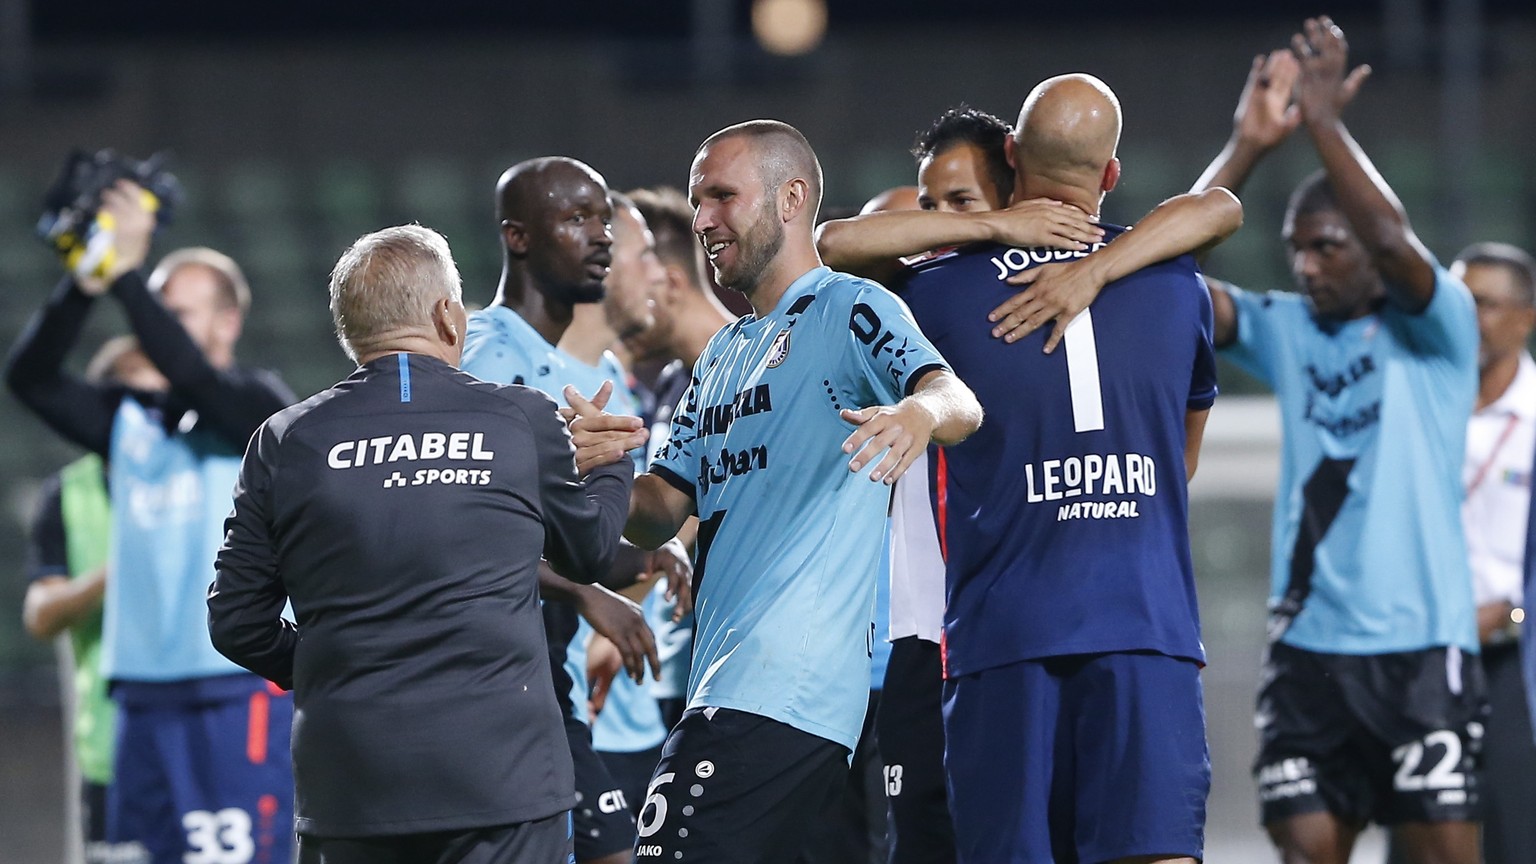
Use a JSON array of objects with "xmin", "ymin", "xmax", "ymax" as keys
[{"xmin": 13, "ymin": 14, "xmax": 1536, "ymax": 864}]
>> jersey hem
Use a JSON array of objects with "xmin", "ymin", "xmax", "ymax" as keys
[
  {"xmin": 295, "ymin": 792, "xmax": 576, "ymax": 838},
  {"xmin": 944, "ymin": 641, "xmax": 1206, "ymax": 679},
  {"xmin": 691, "ymin": 694, "xmax": 859, "ymax": 753}
]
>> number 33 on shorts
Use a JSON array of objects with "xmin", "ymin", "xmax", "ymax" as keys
[{"xmin": 182, "ymin": 808, "xmax": 255, "ymax": 864}]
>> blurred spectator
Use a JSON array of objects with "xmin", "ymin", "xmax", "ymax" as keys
[
  {"xmin": 1452, "ymin": 242, "xmax": 1536, "ymax": 864},
  {"xmin": 20, "ymin": 337, "xmax": 166, "ymax": 864},
  {"xmin": 5, "ymin": 181, "xmax": 296, "ymax": 864}
]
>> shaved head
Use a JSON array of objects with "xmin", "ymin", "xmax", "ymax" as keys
[
  {"xmin": 1013, "ymin": 74, "xmax": 1122, "ymax": 188},
  {"xmin": 698, "ymin": 120, "xmax": 824, "ymax": 221},
  {"xmin": 496, "ymin": 156, "xmax": 608, "ymax": 225},
  {"xmin": 860, "ymin": 186, "xmax": 921, "ymax": 215}
]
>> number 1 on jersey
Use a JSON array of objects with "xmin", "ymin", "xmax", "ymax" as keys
[{"xmin": 1061, "ymin": 310, "xmax": 1105, "ymax": 433}]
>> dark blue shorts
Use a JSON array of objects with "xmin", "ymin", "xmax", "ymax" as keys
[
  {"xmin": 943, "ymin": 651, "xmax": 1209, "ymax": 864},
  {"xmin": 108, "ymin": 674, "xmax": 295, "ymax": 864}
]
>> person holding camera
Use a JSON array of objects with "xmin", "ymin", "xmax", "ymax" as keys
[{"xmin": 6, "ymin": 179, "xmax": 297, "ymax": 864}]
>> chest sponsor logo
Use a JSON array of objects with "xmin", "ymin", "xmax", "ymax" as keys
[
  {"xmin": 1023, "ymin": 452, "xmax": 1158, "ymax": 521},
  {"xmin": 1302, "ymin": 354, "xmax": 1381, "ymax": 439},
  {"xmin": 698, "ymin": 383, "xmax": 773, "ymax": 437}
]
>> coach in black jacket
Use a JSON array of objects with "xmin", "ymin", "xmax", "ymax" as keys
[{"xmin": 208, "ymin": 224, "xmax": 646, "ymax": 864}]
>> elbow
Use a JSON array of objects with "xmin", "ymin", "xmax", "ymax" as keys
[
  {"xmin": 1204, "ymin": 187, "xmax": 1244, "ymax": 239},
  {"xmin": 22, "ymin": 606, "xmax": 60, "ymax": 641},
  {"xmin": 813, "ymin": 220, "xmax": 844, "ymax": 263}
]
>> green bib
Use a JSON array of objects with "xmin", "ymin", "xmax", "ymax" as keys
[{"xmin": 58, "ymin": 454, "xmax": 116, "ymax": 784}]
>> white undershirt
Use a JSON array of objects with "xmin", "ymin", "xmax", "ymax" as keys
[
  {"xmin": 888, "ymin": 450, "xmax": 946, "ymax": 643},
  {"xmin": 1462, "ymin": 352, "xmax": 1536, "ymax": 608}
]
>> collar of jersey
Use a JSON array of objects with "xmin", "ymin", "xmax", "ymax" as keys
[{"xmin": 745, "ymin": 265, "xmax": 828, "ymax": 328}]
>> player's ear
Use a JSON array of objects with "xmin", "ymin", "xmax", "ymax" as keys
[
  {"xmin": 1102, "ymin": 158, "xmax": 1121, "ymax": 194},
  {"xmin": 1004, "ymin": 134, "xmax": 1019, "ymax": 172},
  {"xmin": 501, "ymin": 219, "xmax": 530, "ymax": 258},
  {"xmin": 782, "ymin": 178, "xmax": 809, "ymax": 223}
]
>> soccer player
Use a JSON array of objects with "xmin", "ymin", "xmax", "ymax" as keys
[
  {"xmin": 461, "ymin": 156, "xmax": 678, "ymax": 864},
  {"xmin": 623, "ymin": 185, "xmax": 738, "ymax": 730},
  {"xmin": 573, "ymin": 119, "xmax": 982, "ymax": 864},
  {"xmin": 817, "ymin": 103, "xmax": 1241, "ymax": 864},
  {"xmin": 6, "ymin": 182, "xmax": 296, "ymax": 864},
  {"xmin": 559, "ymin": 191, "xmax": 674, "ymax": 819},
  {"xmin": 209, "ymin": 224, "xmax": 639, "ymax": 863},
  {"xmin": 898, "ymin": 74, "xmax": 1218, "ymax": 864},
  {"xmin": 1449, "ymin": 243, "xmax": 1536, "ymax": 864},
  {"xmin": 1190, "ymin": 20, "xmax": 1482, "ymax": 864}
]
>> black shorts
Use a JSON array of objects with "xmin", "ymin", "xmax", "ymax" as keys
[
  {"xmin": 297, "ymin": 810, "xmax": 571, "ymax": 864},
  {"xmin": 595, "ymin": 746, "xmax": 663, "ymax": 819},
  {"xmin": 1254, "ymin": 642, "xmax": 1487, "ymax": 827},
  {"xmin": 877, "ymin": 637, "xmax": 954, "ymax": 864},
  {"xmin": 565, "ymin": 715, "xmax": 636, "ymax": 859},
  {"xmin": 634, "ymin": 707, "xmax": 849, "ymax": 864}
]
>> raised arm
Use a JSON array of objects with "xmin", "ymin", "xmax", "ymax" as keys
[
  {"xmin": 989, "ymin": 188, "xmax": 1244, "ymax": 349},
  {"xmin": 1192, "ymin": 50, "xmax": 1303, "ymax": 196},
  {"xmin": 4, "ymin": 279, "xmax": 122, "ymax": 455},
  {"xmin": 1292, "ymin": 17, "xmax": 1432, "ymax": 310},
  {"xmin": 91, "ymin": 182, "xmax": 293, "ymax": 447},
  {"xmin": 815, "ymin": 202, "xmax": 1104, "ymax": 281}
]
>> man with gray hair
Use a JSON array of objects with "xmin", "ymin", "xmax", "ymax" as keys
[{"xmin": 209, "ymin": 224, "xmax": 647, "ymax": 864}]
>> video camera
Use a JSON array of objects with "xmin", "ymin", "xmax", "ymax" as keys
[{"xmin": 36, "ymin": 149, "xmax": 183, "ymax": 282}]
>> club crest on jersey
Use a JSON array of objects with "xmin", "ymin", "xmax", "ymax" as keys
[{"xmin": 766, "ymin": 329, "xmax": 791, "ymax": 368}]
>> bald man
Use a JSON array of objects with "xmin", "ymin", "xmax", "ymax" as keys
[
  {"xmin": 898, "ymin": 75, "xmax": 1219, "ymax": 864},
  {"xmin": 581, "ymin": 120, "xmax": 981, "ymax": 864},
  {"xmin": 462, "ymin": 157, "xmax": 669, "ymax": 864}
]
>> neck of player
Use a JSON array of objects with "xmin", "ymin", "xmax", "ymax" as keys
[
  {"xmin": 494, "ymin": 265, "xmax": 575, "ymax": 346},
  {"xmin": 746, "ymin": 241, "xmax": 822, "ymax": 319}
]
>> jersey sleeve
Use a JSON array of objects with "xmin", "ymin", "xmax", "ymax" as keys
[
  {"xmin": 649, "ymin": 364, "xmax": 704, "ymax": 502},
  {"xmin": 24, "ymin": 477, "xmax": 68, "ymax": 584},
  {"xmin": 1219, "ymin": 283, "xmax": 1293, "ymax": 388},
  {"xmin": 515, "ymin": 388, "xmax": 635, "ymax": 582},
  {"xmin": 1389, "ymin": 265, "xmax": 1478, "ymax": 366},
  {"xmin": 1189, "ymin": 274, "xmax": 1219, "ymax": 411},
  {"xmin": 844, "ymin": 280, "xmax": 950, "ymax": 405},
  {"xmin": 209, "ymin": 420, "xmax": 298, "ymax": 690}
]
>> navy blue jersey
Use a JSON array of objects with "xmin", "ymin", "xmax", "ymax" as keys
[{"xmin": 900, "ymin": 228, "xmax": 1216, "ymax": 677}]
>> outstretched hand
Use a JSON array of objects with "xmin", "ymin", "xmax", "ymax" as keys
[
  {"xmin": 988, "ymin": 256, "xmax": 1111, "ymax": 351},
  {"xmin": 840, "ymin": 400, "xmax": 937, "ymax": 485},
  {"xmin": 576, "ymin": 585, "xmax": 660, "ymax": 684},
  {"xmin": 564, "ymin": 382, "xmax": 648, "ymax": 476},
  {"xmin": 648, "ymin": 537, "xmax": 693, "ymax": 621},
  {"xmin": 1233, "ymin": 49, "xmax": 1302, "ymax": 151},
  {"xmin": 1292, "ymin": 16, "xmax": 1372, "ymax": 125}
]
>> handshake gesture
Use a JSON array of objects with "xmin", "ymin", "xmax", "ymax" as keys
[{"xmin": 561, "ymin": 382, "xmax": 649, "ymax": 476}]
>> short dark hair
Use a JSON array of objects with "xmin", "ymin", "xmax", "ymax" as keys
[
  {"xmin": 1284, "ymin": 169, "xmax": 1342, "ymax": 227},
  {"xmin": 1455, "ymin": 241, "xmax": 1536, "ymax": 306},
  {"xmin": 629, "ymin": 186, "xmax": 707, "ymax": 289},
  {"xmin": 911, "ymin": 105, "xmax": 1014, "ymax": 206}
]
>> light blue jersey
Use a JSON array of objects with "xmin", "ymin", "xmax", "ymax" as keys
[
  {"xmin": 1223, "ymin": 266, "xmax": 1479, "ymax": 654},
  {"xmin": 652, "ymin": 266, "xmax": 949, "ymax": 751},
  {"xmin": 103, "ymin": 397, "xmax": 247, "ymax": 681},
  {"xmin": 463, "ymin": 304, "xmax": 643, "ymax": 718}
]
